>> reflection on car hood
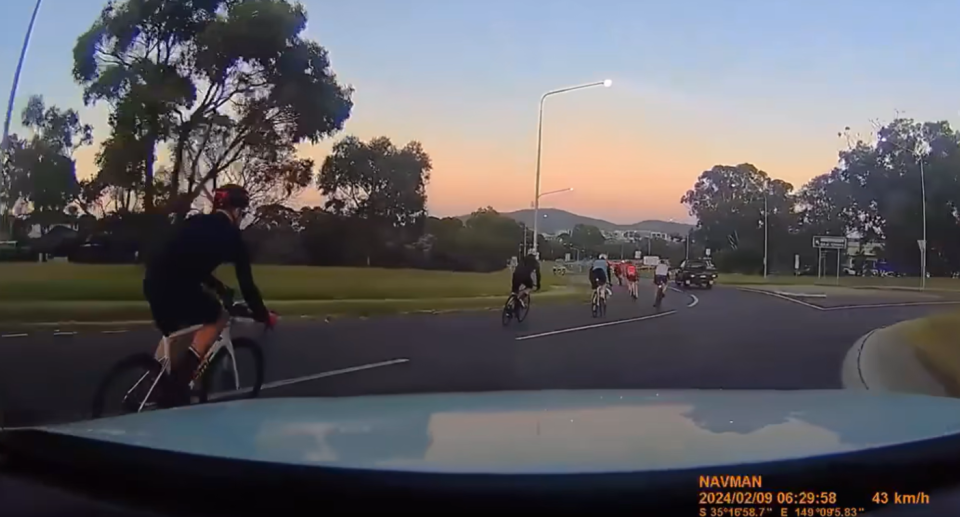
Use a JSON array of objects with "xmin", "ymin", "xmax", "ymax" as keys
[{"xmin": 35, "ymin": 390, "xmax": 960, "ymax": 474}]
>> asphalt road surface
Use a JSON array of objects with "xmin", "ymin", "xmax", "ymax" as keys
[{"xmin": 1, "ymin": 282, "xmax": 957, "ymax": 427}]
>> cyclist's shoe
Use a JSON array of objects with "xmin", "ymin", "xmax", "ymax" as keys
[{"xmin": 265, "ymin": 311, "xmax": 279, "ymax": 330}]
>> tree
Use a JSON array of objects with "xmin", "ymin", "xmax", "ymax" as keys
[
  {"xmin": 318, "ymin": 135, "xmax": 432, "ymax": 265},
  {"xmin": 681, "ymin": 163, "xmax": 794, "ymax": 272},
  {"xmin": 827, "ymin": 118, "xmax": 960, "ymax": 275},
  {"xmin": 73, "ymin": 0, "xmax": 353, "ymax": 216},
  {"xmin": 5, "ymin": 95, "xmax": 92, "ymax": 234},
  {"xmin": 568, "ymin": 224, "xmax": 605, "ymax": 252}
]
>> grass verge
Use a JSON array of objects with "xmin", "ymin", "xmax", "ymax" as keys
[
  {"xmin": 717, "ymin": 273, "xmax": 960, "ymax": 290},
  {"xmin": 0, "ymin": 286, "xmax": 590, "ymax": 325},
  {"xmin": 0, "ymin": 263, "xmax": 568, "ymax": 301},
  {"xmin": 900, "ymin": 311, "xmax": 960, "ymax": 395}
]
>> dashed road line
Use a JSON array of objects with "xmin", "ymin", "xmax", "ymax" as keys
[
  {"xmin": 515, "ymin": 310, "xmax": 677, "ymax": 341},
  {"xmin": 101, "ymin": 330, "xmax": 128, "ymax": 334},
  {"xmin": 53, "ymin": 331, "xmax": 78, "ymax": 336},
  {"xmin": 737, "ymin": 286, "xmax": 960, "ymax": 311},
  {"xmin": 206, "ymin": 358, "xmax": 411, "ymax": 400},
  {"xmin": 736, "ymin": 287, "xmax": 827, "ymax": 310},
  {"xmin": 0, "ymin": 333, "xmax": 28, "ymax": 339},
  {"xmin": 668, "ymin": 286, "xmax": 700, "ymax": 308}
]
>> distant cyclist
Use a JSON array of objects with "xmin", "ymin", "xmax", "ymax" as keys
[
  {"xmin": 511, "ymin": 252, "xmax": 541, "ymax": 305},
  {"xmin": 653, "ymin": 258, "xmax": 670, "ymax": 305},
  {"xmin": 625, "ymin": 260, "xmax": 639, "ymax": 298},
  {"xmin": 589, "ymin": 254, "xmax": 613, "ymax": 298},
  {"xmin": 613, "ymin": 261, "xmax": 623, "ymax": 285}
]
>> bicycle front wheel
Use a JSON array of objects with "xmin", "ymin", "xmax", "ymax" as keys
[
  {"xmin": 91, "ymin": 353, "xmax": 165, "ymax": 419},
  {"xmin": 198, "ymin": 337, "xmax": 265, "ymax": 403},
  {"xmin": 515, "ymin": 293, "xmax": 530, "ymax": 322}
]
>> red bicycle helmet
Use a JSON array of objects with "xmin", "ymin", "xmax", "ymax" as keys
[{"xmin": 212, "ymin": 184, "xmax": 250, "ymax": 210}]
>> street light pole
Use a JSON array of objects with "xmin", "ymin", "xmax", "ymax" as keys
[
  {"xmin": 878, "ymin": 132, "xmax": 929, "ymax": 288},
  {"xmin": 1, "ymin": 0, "xmax": 42, "ymax": 236},
  {"xmin": 763, "ymin": 179, "xmax": 769, "ymax": 279},
  {"xmin": 920, "ymin": 158, "xmax": 927, "ymax": 289},
  {"xmin": 532, "ymin": 79, "xmax": 612, "ymax": 255},
  {"xmin": 526, "ymin": 187, "xmax": 572, "ymax": 255}
]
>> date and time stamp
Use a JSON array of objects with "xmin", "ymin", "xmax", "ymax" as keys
[{"xmin": 698, "ymin": 475, "xmax": 930, "ymax": 516}]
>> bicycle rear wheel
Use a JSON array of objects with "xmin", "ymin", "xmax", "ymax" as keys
[
  {"xmin": 198, "ymin": 337, "xmax": 265, "ymax": 403},
  {"xmin": 91, "ymin": 353, "xmax": 165, "ymax": 419},
  {"xmin": 591, "ymin": 291, "xmax": 600, "ymax": 318}
]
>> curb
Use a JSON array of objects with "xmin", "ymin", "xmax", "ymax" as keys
[{"xmin": 841, "ymin": 321, "xmax": 947, "ymax": 396}]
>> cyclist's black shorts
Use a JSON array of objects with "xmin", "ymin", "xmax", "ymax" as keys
[
  {"xmin": 654, "ymin": 274, "xmax": 668, "ymax": 285},
  {"xmin": 143, "ymin": 279, "xmax": 222, "ymax": 336},
  {"xmin": 589, "ymin": 268, "xmax": 608, "ymax": 289},
  {"xmin": 511, "ymin": 272, "xmax": 534, "ymax": 293}
]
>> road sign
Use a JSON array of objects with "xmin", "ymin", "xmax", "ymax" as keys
[
  {"xmin": 705, "ymin": 248, "xmax": 712, "ymax": 257},
  {"xmin": 813, "ymin": 235, "xmax": 847, "ymax": 249},
  {"xmin": 794, "ymin": 254, "xmax": 800, "ymax": 271},
  {"xmin": 918, "ymin": 239, "xmax": 926, "ymax": 251},
  {"xmin": 564, "ymin": 253, "xmax": 572, "ymax": 262},
  {"xmin": 634, "ymin": 250, "xmax": 642, "ymax": 259}
]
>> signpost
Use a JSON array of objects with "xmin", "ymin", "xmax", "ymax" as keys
[{"xmin": 813, "ymin": 235, "xmax": 847, "ymax": 284}]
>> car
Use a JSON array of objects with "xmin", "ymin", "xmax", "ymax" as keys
[{"xmin": 674, "ymin": 259, "xmax": 717, "ymax": 289}]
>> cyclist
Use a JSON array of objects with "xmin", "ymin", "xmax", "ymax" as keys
[
  {"xmin": 143, "ymin": 184, "xmax": 276, "ymax": 408},
  {"xmin": 511, "ymin": 252, "xmax": 542, "ymax": 305},
  {"xmin": 589, "ymin": 254, "xmax": 613, "ymax": 299},
  {"xmin": 653, "ymin": 258, "xmax": 670, "ymax": 305},
  {"xmin": 625, "ymin": 260, "xmax": 639, "ymax": 297},
  {"xmin": 613, "ymin": 261, "xmax": 623, "ymax": 286}
]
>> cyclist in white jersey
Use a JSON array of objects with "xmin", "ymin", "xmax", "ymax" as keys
[
  {"xmin": 653, "ymin": 259, "xmax": 670, "ymax": 296},
  {"xmin": 589, "ymin": 254, "xmax": 613, "ymax": 298}
]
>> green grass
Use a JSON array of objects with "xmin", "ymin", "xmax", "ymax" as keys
[
  {"xmin": 901, "ymin": 311, "xmax": 960, "ymax": 395},
  {"xmin": 0, "ymin": 263, "xmax": 584, "ymax": 323},
  {"xmin": 717, "ymin": 273, "xmax": 960, "ymax": 290},
  {"xmin": 0, "ymin": 263, "xmax": 568, "ymax": 301}
]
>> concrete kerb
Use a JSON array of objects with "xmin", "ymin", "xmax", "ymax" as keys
[{"xmin": 841, "ymin": 320, "xmax": 947, "ymax": 397}]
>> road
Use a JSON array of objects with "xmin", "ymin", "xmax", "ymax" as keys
[{"xmin": 1, "ymin": 282, "xmax": 957, "ymax": 427}]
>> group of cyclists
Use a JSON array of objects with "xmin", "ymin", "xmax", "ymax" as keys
[
  {"xmin": 508, "ymin": 250, "xmax": 672, "ymax": 309},
  {"xmin": 146, "ymin": 184, "xmax": 674, "ymax": 410}
]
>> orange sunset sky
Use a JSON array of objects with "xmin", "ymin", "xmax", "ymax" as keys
[{"xmin": 5, "ymin": 0, "xmax": 960, "ymax": 224}]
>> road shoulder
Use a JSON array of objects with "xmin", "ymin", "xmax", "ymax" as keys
[{"xmin": 841, "ymin": 321, "xmax": 947, "ymax": 396}]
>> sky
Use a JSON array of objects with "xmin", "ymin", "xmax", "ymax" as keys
[{"xmin": 2, "ymin": 0, "xmax": 960, "ymax": 224}]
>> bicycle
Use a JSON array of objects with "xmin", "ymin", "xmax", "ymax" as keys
[
  {"xmin": 91, "ymin": 297, "xmax": 269, "ymax": 419},
  {"xmin": 501, "ymin": 287, "xmax": 532, "ymax": 326},
  {"xmin": 591, "ymin": 282, "xmax": 609, "ymax": 318},
  {"xmin": 627, "ymin": 279, "xmax": 639, "ymax": 300},
  {"xmin": 653, "ymin": 279, "xmax": 668, "ymax": 309}
]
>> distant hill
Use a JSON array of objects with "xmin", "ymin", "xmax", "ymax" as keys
[{"xmin": 455, "ymin": 208, "xmax": 694, "ymax": 235}]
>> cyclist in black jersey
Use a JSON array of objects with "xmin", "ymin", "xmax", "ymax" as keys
[
  {"xmin": 143, "ymin": 184, "xmax": 275, "ymax": 408},
  {"xmin": 512, "ymin": 252, "xmax": 542, "ymax": 294}
]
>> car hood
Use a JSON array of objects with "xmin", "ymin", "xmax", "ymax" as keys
[{"xmin": 30, "ymin": 390, "xmax": 960, "ymax": 474}]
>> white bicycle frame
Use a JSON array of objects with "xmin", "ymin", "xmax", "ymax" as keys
[{"xmin": 129, "ymin": 313, "xmax": 251, "ymax": 412}]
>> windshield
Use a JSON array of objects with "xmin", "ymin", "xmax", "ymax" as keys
[{"xmin": 3, "ymin": 1, "xmax": 960, "ymax": 486}]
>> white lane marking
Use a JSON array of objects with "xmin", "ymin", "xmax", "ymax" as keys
[
  {"xmin": 736, "ymin": 287, "xmax": 826, "ymax": 310},
  {"xmin": 53, "ymin": 331, "xmax": 78, "ymax": 336},
  {"xmin": 101, "ymin": 329, "xmax": 128, "ymax": 334},
  {"xmin": 823, "ymin": 300, "xmax": 960, "ymax": 311},
  {"xmin": 515, "ymin": 311, "xmax": 677, "ymax": 341},
  {"xmin": 668, "ymin": 286, "xmax": 700, "ymax": 308},
  {"xmin": 0, "ymin": 333, "xmax": 28, "ymax": 338},
  {"xmin": 206, "ymin": 358, "xmax": 410, "ymax": 401}
]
